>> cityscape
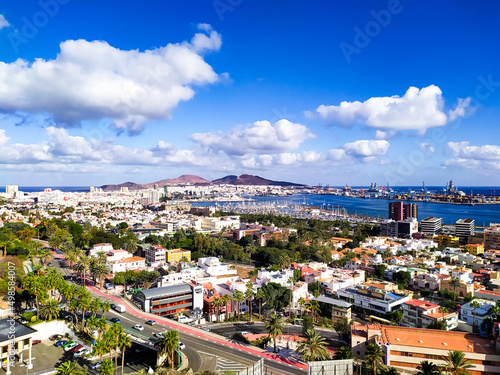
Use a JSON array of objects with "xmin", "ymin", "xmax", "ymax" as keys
[{"xmin": 1, "ymin": 1, "xmax": 500, "ymax": 375}]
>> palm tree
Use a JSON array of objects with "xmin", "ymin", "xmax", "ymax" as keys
[
  {"xmin": 23, "ymin": 274, "xmax": 46, "ymax": 320},
  {"xmin": 333, "ymin": 346, "xmax": 353, "ymax": 360},
  {"xmin": 74, "ymin": 257, "xmax": 90, "ymax": 285},
  {"xmin": 56, "ymin": 360, "xmax": 86, "ymax": 375},
  {"xmin": 78, "ymin": 294, "xmax": 93, "ymax": 332},
  {"xmin": 98, "ymin": 359, "xmax": 114, "ymax": 375},
  {"xmin": 108, "ymin": 324, "xmax": 123, "ymax": 375},
  {"xmin": 101, "ymin": 300, "xmax": 111, "ymax": 319},
  {"xmin": 296, "ymin": 329, "xmax": 328, "ymax": 361},
  {"xmin": 305, "ymin": 300, "xmax": 320, "ymax": 324},
  {"xmin": 278, "ymin": 254, "xmax": 291, "ymax": 269},
  {"xmin": 45, "ymin": 268, "xmax": 62, "ymax": 299},
  {"xmin": 154, "ymin": 330, "xmax": 180, "ymax": 369},
  {"xmin": 450, "ymin": 278, "xmax": 461, "ymax": 302},
  {"xmin": 90, "ymin": 297, "xmax": 101, "ymax": 317},
  {"xmin": 378, "ymin": 368, "xmax": 398, "ymax": 375},
  {"xmin": 212, "ymin": 297, "xmax": 224, "ymax": 323},
  {"xmin": 471, "ymin": 300, "xmax": 481, "ymax": 329},
  {"xmin": 118, "ymin": 333, "xmax": 132, "ymax": 375},
  {"xmin": 298, "ymin": 297, "xmax": 306, "ymax": 317},
  {"xmin": 255, "ymin": 289, "xmax": 265, "ymax": 320},
  {"xmin": 417, "ymin": 360, "xmax": 443, "ymax": 375},
  {"xmin": 245, "ymin": 289, "xmax": 255, "ymax": 321},
  {"xmin": 223, "ymin": 294, "xmax": 233, "ymax": 322},
  {"xmin": 39, "ymin": 248, "xmax": 53, "ymax": 269},
  {"xmin": 490, "ymin": 302, "xmax": 500, "ymax": 322},
  {"xmin": 365, "ymin": 343, "xmax": 384, "ymax": 375},
  {"xmin": 233, "ymin": 290, "xmax": 245, "ymax": 320},
  {"xmin": 266, "ymin": 314, "xmax": 284, "ymax": 353},
  {"xmin": 39, "ymin": 299, "xmax": 61, "ymax": 321},
  {"xmin": 92, "ymin": 339, "xmax": 110, "ymax": 361},
  {"xmin": 68, "ymin": 299, "xmax": 79, "ymax": 328},
  {"xmin": 443, "ymin": 350, "xmax": 474, "ymax": 375}
]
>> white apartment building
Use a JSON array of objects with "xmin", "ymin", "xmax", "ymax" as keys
[
  {"xmin": 107, "ymin": 256, "xmax": 146, "ymax": 274},
  {"xmin": 336, "ymin": 285, "xmax": 410, "ymax": 313},
  {"xmin": 145, "ymin": 245, "xmax": 166, "ymax": 266},
  {"xmin": 197, "ymin": 257, "xmax": 237, "ymax": 277},
  {"xmin": 200, "ymin": 216, "xmax": 240, "ymax": 231},
  {"xmin": 460, "ymin": 299, "xmax": 496, "ymax": 326},
  {"xmin": 403, "ymin": 299, "xmax": 458, "ymax": 330}
]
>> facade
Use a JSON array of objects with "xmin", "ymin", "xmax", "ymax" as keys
[
  {"xmin": 380, "ymin": 218, "xmax": 418, "ymax": 239},
  {"xmin": 317, "ymin": 295, "xmax": 352, "ymax": 323},
  {"xmin": 200, "ymin": 216, "xmax": 240, "ymax": 231},
  {"xmin": 402, "ymin": 299, "xmax": 458, "ymax": 330},
  {"xmin": 466, "ymin": 244, "xmax": 485, "ymax": 256},
  {"xmin": 460, "ymin": 299, "xmax": 495, "ymax": 326},
  {"xmin": 420, "ymin": 217, "xmax": 443, "ymax": 235},
  {"xmin": 351, "ymin": 324, "xmax": 500, "ymax": 375},
  {"xmin": 197, "ymin": 257, "xmax": 237, "ymax": 277},
  {"xmin": 403, "ymin": 203, "xmax": 418, "ymax": 220},
  {"xmin": 484, "ymin": 227, "xmax": 500, "ymax": 250},
  {"xmin": 107, "ymin": 256, "xmax": 146, "ymax": 274},
  {"xmin": 145, "ymin": 245, "xmax": 166, "ymax": 265},
  {"xmin": 412, "ymin": 273, "xmax": 442, "ymax": 292},
  {"xmin": 336, "ymin": 285, "xmax": 410, "ymax": 313},
  {"xmin": 0, "ymin": 319, "xmax": 37, "ymax": 374},
  {"xmin": 389, "ymin": 202, "xmax": 404, "ymax": 221},
  {"xmin": 456, "ymin": 218, "xmax": 475, "ymax": 237},
  {"xmin": 166, "ymin": 249, "xmax": 191, "ymax": 264},
  {"xmin": 134, "ymin": 283, "xmax": 203, "ymax": 316},
  {"xmin": 441, "ymin": 278, "xmax": 475, "ymax": 298}
]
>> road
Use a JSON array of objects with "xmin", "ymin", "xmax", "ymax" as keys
[{"xmin": 53, "ymin": 256, "xmax": 307, "ymax": 375}]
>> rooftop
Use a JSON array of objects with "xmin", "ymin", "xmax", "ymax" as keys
[{"xmin": 0, "ymin": 319, "xmax": 37, "ymax": 343}]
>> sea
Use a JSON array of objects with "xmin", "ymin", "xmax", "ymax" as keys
[{"xmin": 1, "ymin": 185, "xmax": 500, "ymax": 226}]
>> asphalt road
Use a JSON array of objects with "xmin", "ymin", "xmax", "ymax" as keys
[{"xmin": 53, "ymin": 257, "xmax": 307, "ymax": 374}]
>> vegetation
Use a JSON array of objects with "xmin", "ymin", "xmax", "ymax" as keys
[
  {"xmin": 442, "ymin": 350, "xmax": 474, "ymax": 375},
  {"xmin": 265, "ymin": 314, "xmax": 284, "ymax": 353},
  {"xmin": 296, "ymin": 329, "xmax": 329, "ymax": 361}
]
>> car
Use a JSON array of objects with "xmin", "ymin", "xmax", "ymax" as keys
[
  {"xmin": 54, "ymin": 340, "xmax": 68, "ymax": 347},
  {"xmin": 61, "ymin": 340, "xmax": 75, "ymax": 348},
  {"xmin": 74, "ymin": 348, "xmax": 89, "ymax": 357},
  {"xmin": 90, "ymin": 362, "xmax": 102, "ymax": 370},
  {"xmin": 246, "ymin": 321, "xmax": 254, "ymax": 325},
  {"xmin": 179, "ymin": 342, "xmax": 186, "ymax": 350},
  {"xmin": 146, "ymin": 319, "xmax": 156, "ymax": 325},
  {"xmin": 110, "ymin": 317, "xmax": 121, "ymax": 324},
  {"xmin": 240, "ymin": 331, "xmax": 249, "ymax": 336},
  {"xmin": 133, "ymin": 324, "xmax": 144, "ymax": 331},
  {"xmin": 154, "ymin": 332, "xmax": 165, "ymax": 338},
  {"xmin": 49, "ymin": 334, "xmax": 63, "ymax": 341},
  {"xmin": 64, "ymin": 343, "xmax": 78, "ymax": 351},
  {"xmin": 203, "ymin": 327, "xmax": 210, "ymax": 332},
  {"xmin": 32, "ymin": 340, "xmax": 41, "ymax": 345},
  {"xmin": 70, "ymin": 344, "xmax": 83, "ymax": 353},
  {"xmin": 110, "ymin": 304, "xmax": 116, "ymax": 310}
]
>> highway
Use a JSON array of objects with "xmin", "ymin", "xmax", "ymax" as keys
[{"xmin": 53, "ymin": 256, "xmax": 307, "ymax": 374}]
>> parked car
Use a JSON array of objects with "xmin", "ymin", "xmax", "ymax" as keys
[
  {"xmin": 64, "ymin": 342, "xmax": 78, "ymax": 351},
  {"xmin": 90, "ymin": 362, "xmax": 102, "ymax": 370},
  {"xmin": 110, "ymin": 317, "xmax": 121, "ymax": 324},
  {"xmin": 70, "ymin": 344, "xmax": 83, "ymax": 353},
  {"xmin": 32, "ymin": 340, "xmax": 41, "ymax": 345},
  {"xmin": 146, "ymin": 319, "xmax": 156, "ymax": 325},
  {"xmin": 179, "ymin": 342, "xmax": 186, "ymax": 350},
  {"xmin": 49, "ymin": 334, "xmax": 63, "ymax": 341},
  {"xmin": 74, "ymin": 348, "xmax": 89, "ymax": 357},
  {"xmin": 61, "ymin": 341, "xmax": 75, "ymax": 349},
  {"xmin": 133, "ymin": 324, "xmax": 144, "ymax": 331},
  {"xmin": 54, "ymin": 340, "xmax": 68, "ymax": 347}
]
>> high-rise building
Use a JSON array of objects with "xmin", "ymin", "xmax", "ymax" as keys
[
  {"xmin": 5, "ymin": 185, "xmax": 18, "ymax": 197},
  {"xmin": 456, "ymin": 218, "xmax": 475, "ymax": 237},
  {"xmin": 420, "ymin": 217, "xmax": 442, "ymax": 235},
  {"xmin": 403, "ymin": 203, "xmax": 418, "ymax": 220},
  {"xmin": 388, "ymin": 202, "xmax": 404, "ymax": 221},
  {"xmin": 484, "ymin": 227, "xmax": 500, "ymax": 250}
]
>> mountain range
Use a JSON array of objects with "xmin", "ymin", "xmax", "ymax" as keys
[{"xmin": 100, "ymin": 174, "xmax": 305, "ymax": 191}]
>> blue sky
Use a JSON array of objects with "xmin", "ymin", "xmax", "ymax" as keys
[{"xmin": 0, "ymin": 0, "xmax": 499, "ymax": 187}]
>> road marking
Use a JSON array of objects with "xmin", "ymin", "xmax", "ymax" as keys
[{"xmin": 108, "ymin": 311, "xmax": 135, "ymax": 323}]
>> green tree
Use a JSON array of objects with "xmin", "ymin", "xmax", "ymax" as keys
[
  {"xmin": 233, "ymin": 290, "xmax": 245, "ymax": 320},
  {"xmin": 334, "ymin": 317, "xmax": 353, "ymax": 342},
  {"xmin": 296, "ymin": 329, "xmax": 328, "ymax": 361},
  {"xmin": 442, "ymin": 350, "xmax": 474, "ymax": 375},
  {"xmin": 23, "ymin": 274, "xmax": 46, "ymax": 320},
  {"xmin": 223, "ymin": 293, "xmax": 233, "ymax": 322},
  {"xmin": 101, "ymin": 300, "xmax": 111, "ymax": 319},
  {"xmin": 364, "ymin": 343, "xmax": 384, "ymax": 375},
  {"xmin": 332, "ymin": 346, "xmax": 353, "ymax": 360},
  {"xmin": 255, "ymin": 289, "xmax": 265, "ymax": 320},
  {"xmin": 56, "ymin": 361, "xmax": 86, "ymax": 375},
  {"xmin": 245, "ymin": 287, "xmax": 255, "ymax": 320},
  {"xmin": 154, "ymin": 330, "xmax": 180, "ymax": 369},
  {"xmin": 471, "ymin": 300, "xmax": 481, "ymax": 329},
  {"xmin": 212, "ymin": 297, "xmax": 224, "ymax": 323},
  {"xmin": 118, "ymin": 333, "xmax": 132, "ymax": 375},
  {"xmin": 98, "ymin": 359, "xmax": 114, "ymax": 375},
  {"xmin": 374, "ymin": 264, "xmax": 387, "ymax": 279},
  {"xmin": 266, "ymin": 314, "xmax": 284, "ymax": 353},
  {"xmin": 416, "ymin": 360, "xmax": 443, "ymax": 375},
  {"xmin": 39, "ymin": 299, "xmax": 60, "ymax": 321},
  {"xmin": 305, "ymin": 300, "xmax": 320, "ymax": 324},
  {"xmin": 449, "ymin": 279, "xmax": 461, "ymax": 302}
]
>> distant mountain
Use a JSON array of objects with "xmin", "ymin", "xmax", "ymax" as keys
[
  {"xmin": 101, "ymin": 174, "xmax": 305, "ymax": 191},
  {"xmin": 211, "ymin": 174, "xmax": 306, "ymax": 187},
  {"xmin": 100, "ymin": 181, "xmax": 147, "ymax": 191}
]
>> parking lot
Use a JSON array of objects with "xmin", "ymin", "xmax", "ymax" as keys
[{"xmin": 1, "ymin": 339, "xmax": 158, "ymax": 375}]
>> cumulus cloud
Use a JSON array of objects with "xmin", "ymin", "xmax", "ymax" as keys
[
  {"xmin": 446, "ymin": 141, "xmax": 500, "ymax": 160},
  {"xmin": 343, "ymin": 140, "xmax": 390, "ymax": 158},
  {"xmin": 191, "ymin": 119, "xmax": 314, "ymax": 156},
  {"xmin": 0, "ymin": 14, "xmax": 10, "ymax": 30},
  {"xmin": 314, "ymin": 85, "xmax": 470, "ymax": 133},
  {"xmin": 420, "ymin": 142, "xmax": 435, "ymax": 153},
  {"xmin": 0, "ymin": 24, "xmax": 221, "ymax": 134}
]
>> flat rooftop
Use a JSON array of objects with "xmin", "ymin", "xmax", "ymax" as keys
[{"xmin": 0, "ymin": 319, "xmax": 37, "ymax": 343}]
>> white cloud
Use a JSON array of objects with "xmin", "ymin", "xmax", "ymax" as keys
[
  {"xmin": 0, "ymin": 14, "xmax": 10, "ymax": 30},
  {"xmin": 446, "ymin": 141, "xmax": 500, "ymax": 160},
  {"xmin": 448, "ymin": 98, "xmax": 472, "ymax": 121},
  {"xmin": 343, "ymin": 140, "xmax": 390, "ymax": 157},
  {"xmin": 314, "ymin": 85, "xmax": 470, "ymax": 133},
  {"xmin": 191, "ymin": 119, "xmax": 314, "ymax": 156},
  {"xmin": 0, "ymin": 24, "xmax": 221, "ymax": 134},
  {"xmin": 420, "ymin": 142, "xmax": 435, "ymax": 153}
]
